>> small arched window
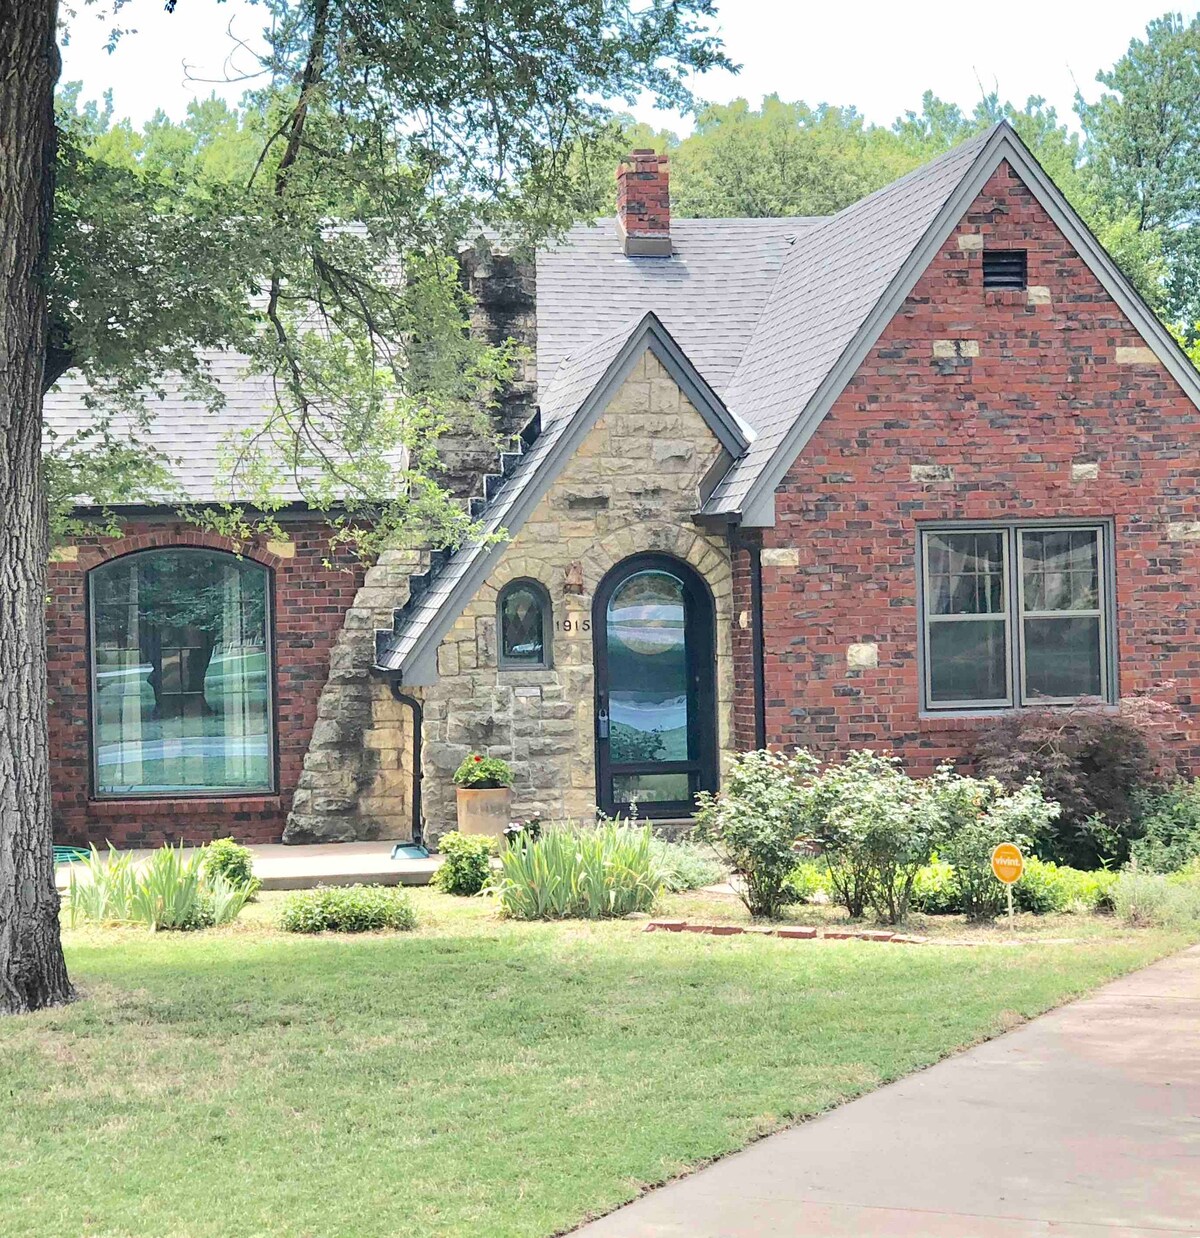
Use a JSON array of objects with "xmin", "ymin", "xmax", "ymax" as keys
[
  {"xmin": 498, "ymin": 579, "xmax": 551, "ymax": 669},
  {"xmin": 88, "ymin": 548, "xmax": 274, "ymax": 796}
]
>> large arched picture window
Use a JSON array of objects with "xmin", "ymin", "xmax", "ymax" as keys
[
  {"xmin": 89, "ymin": 549, "xmax": 274, "ymax": 796},
  {"xmin": 498, "ymin": 579, "xmax": 551, "ymax": 668}
]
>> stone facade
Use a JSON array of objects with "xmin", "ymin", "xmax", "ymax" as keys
[
  {"xmin": 418, "ymin": 349, "xmax": 736, "ymax": 840},
  {"xmin": 745, "ymin": 161, "xmax": 1200, "ymax": 772},
  {"xmin": 284, "ymin": 548, "xmax": 424, "ymax": 843}
]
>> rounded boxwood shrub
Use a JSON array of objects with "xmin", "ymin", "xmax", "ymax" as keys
[
  {"xmin": 202, "ymin": 837, "xmax": 260, "ymax": 897},
  {"xmin": 279, "ymin": 884, "xmax": 418, "ymax": 933},
  {"xmin": 432, "ymin": 831, "xmax": 495, "ymax": 896}
]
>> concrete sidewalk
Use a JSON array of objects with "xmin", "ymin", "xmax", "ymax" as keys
[{"xmin": 574, "ymin": 945, "xmax": 1200, "ymax": 1237}]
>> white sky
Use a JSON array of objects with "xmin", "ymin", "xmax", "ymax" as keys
[{"xmin": 61, "ymin": 0, "xmax": 1178, "ymax": 133}]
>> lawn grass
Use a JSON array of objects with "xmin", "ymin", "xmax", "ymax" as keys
[{"xmin": 0, "ymin": 889, "xmax": 1191, "ymax": 1238}]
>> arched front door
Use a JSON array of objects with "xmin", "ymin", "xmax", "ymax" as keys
[{"xmin": 593, "ymin": 554, "xmax": 718, "ymax": 819}]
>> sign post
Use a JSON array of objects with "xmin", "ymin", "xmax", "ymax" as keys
[{"xmin": 991, "ymin": 843, "xmax": 1025, "ymax": 931}]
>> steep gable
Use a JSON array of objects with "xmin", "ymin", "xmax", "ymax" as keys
[{"xmin": 702, "ymin": 122, "xmax": 1200, "ymax": 525}]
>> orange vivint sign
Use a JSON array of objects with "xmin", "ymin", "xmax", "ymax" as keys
[{"xmin": 991, "ymin": 843, "xmax": 1025, "ymax": 885}]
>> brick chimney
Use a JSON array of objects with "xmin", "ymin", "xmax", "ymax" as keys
[{"xmin": 617, "ymin": 149, "xmax": 672, "ymax": 257}]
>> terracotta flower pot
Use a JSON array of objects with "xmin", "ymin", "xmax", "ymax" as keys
[{"xmin": 455, "ymin": 786, "xmax": 513, "ymax": 839}]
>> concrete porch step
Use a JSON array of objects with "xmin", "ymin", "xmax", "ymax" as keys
[{"xmin": 56, "ymin": 840, "xmax": 443, "ymax": 893}]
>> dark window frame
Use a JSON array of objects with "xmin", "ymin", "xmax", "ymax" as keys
[
  {"xmin": 916, "ymin": 520, "xmax": 1117, "ymax": 715},
  {"xmin": 497, "ymin": 577, "xmax": 553, "ymax": 669},
  {"xmin": 85, "ymin": 547, "xmax": 278, "ymax": 800}
]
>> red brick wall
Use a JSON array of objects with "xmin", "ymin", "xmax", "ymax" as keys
[
  {"xmin": 49, "ymin": 519, "xmax": 364, "ymax": 846},
  {"xmin": 729, "ymin": 534, "xmax": 762, "ymax": 752},
  {"xmin": 752, "ymin": 161, "xmax": 1200, "ymax": 772}
]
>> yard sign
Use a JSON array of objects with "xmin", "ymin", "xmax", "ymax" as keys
[{"xmin": 991, "ymin": 843, "xmax": 1024, "ymax": 930}]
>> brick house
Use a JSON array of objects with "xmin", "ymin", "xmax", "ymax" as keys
[{"xmin": 45, "ymin": 122, "xmax": 1200, "ymax": 848}]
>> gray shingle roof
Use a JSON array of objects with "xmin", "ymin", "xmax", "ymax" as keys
[
  {"xmin": 44, "ymin": 350, "xmax": 296, "ymax": 505},
  {"xmin": 703, "ymin": 127, "xmax": 997, "ymax": 517},
  {"xmin": 536, "ymin": 216, "xmax": 819, "ymax": 401}
]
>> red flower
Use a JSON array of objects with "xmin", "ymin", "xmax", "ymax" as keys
[{"xmin": 474, "ymin": 755, "xmax": 482, "ymax": 762}]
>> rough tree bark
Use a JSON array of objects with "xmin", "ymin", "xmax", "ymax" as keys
[{"xmin": 0, "ymin": 0, "xmax": 73, "ymax": 1015}]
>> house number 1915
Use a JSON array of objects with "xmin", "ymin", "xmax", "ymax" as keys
[{"xmin": 556, "ymin": 617, "xmax": 591, "ymax": 633}]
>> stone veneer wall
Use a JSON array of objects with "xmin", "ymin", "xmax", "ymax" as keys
[
  {"xmin": 284, "ymin": 547, "xmax": 425, "ymax": 843},
  {"xmin": 419, "ymin": 350, "xmax": 737, "ymax": 840}
]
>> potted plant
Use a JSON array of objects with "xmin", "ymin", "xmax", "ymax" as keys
[{"xmin": 453, "ymin": 754, "xmax": 515, "ymax": 839}]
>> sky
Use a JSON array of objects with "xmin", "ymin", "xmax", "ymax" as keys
[{"xmin": 62, "ymin": 1, "xmax": 1180, "ymax": 134}]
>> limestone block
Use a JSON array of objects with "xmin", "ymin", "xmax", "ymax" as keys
[
  {"xmin": 932, "ymin": 339, "xmax": 979, "ymax": 359},
  {"xmin": 847, "ymin": 642, "xmax": 879, "ymax": 670},
  {"xmin": 49, "ymin": 545, "xmax": 79, "ymax": 563},
  {"xmin": 957, "ymin": 233, "xmax": 983, "ymax": 251},
  {"xmin": 266, "ymin": 539, "xmax": 296, "ymax": 558},
  {"xmin": 761, "ymin": 548, "xmax": 800, "ymax": 567},
  {"xmin": 910, "ymin": 463, "xmax": 954, "ymax": 483},
  {"xmin": 1116, "ymin": 345, "xmax": 1157, "ymax": 365},
  {"xmin": 1071, "ymin": 461, "xmax": 1100, "ymax": 481},
  {"xmin": 437, "ymin": 642, "xmax": 460, "ymax": 676},
  {"xmin": 1167, "ymin": 522, "xmax": 1200, "ymax": 542},
  {"xmin": 1027, "ymin": 285, "xmax": 1052, "ymax": 305}
]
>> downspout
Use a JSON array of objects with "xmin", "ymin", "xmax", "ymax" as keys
[
  {"xmin": 385, "ymin": 673, "xmax": 424, "ymax": 848},
  {"xmin": 731, "ymin": 528, "xmax": 767, "ymax": 750}
]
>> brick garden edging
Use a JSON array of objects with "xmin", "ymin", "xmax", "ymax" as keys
[{"xmin": 644, "ymin": 921, "xmax": 928, "ymax": 944}]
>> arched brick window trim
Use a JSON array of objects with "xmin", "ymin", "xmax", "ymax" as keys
[{"xmin": 76, "ymin": 528, "xmax": 285, "ymax": 573}]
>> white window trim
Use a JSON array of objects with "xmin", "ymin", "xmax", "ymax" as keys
[{"xmin": 918, "ymin": 521, "xmax": 1116, "ymax": 715}]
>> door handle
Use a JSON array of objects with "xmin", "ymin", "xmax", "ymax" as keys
[{"xmin": 597, "ymin": 705, "xmax": 610, "ymax": 740}]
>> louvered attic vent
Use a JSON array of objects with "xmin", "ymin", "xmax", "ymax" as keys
[{"xmin": 983, "ymin": 249, "xmax": 1027, "ymax": 290}]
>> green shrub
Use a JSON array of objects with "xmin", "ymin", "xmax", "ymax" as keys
[
  {"xmin": 969, "ymin": 704, "xmax": 1172, "ymax": 867},
  {"xmin": 1013, "ymin": 860, "xmax": 1119, "ymax": 915},
  {"xmin": 935, "ymin": 776, "xmax": 1061, "ymax": 921},
  {"xmin": 695, "ymin": 749, "xmax": 818, "ymax": 918},
  {"xmin": 432, "ymin": 831, "xmax": 495, "ymax": 896},
  {"xmin": 278, "ymin": 884, "xmax": 418, "ymax": 933},
  {"xmin": 648, "ymin": 836, "xmax": 725, "ymax": 892},
  {"xmin": 452, "ymin": 753, "xmax": 513, "ymax": 789},
  {"xmin": 1012, "ymin": 856, "xmax": 1072, "ymax": 914},
  {"xmin": 203, "ymin": 838, "xmax": 260, "ymax": 897},
  {"xmin": 1110, "ymin": 870, "xmax": 1200, "ymax": 928},
  {"xmin": 1131, "ymin": 781, "xmax": 1200, "ymax": 873},
  {"xmin": 910, "ymin": 857, "xmax": 960, "ymax": 914},
  {"xmin": 493, "ymin": 821, "xmax": 663, "ymax": 919},
  {"xmin": 68, "ymin": 843, "xmax": 253, "ymax": 931},
  {"xmin": 804, "ymin": 751, "xmax": 938, "ymax": 924},
  {"xmin": 784, "ymin": 858, "xmax": 830, "ymax": 904}
]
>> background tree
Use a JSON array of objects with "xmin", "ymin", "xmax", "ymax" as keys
[
  {"xmin": 0, "ymin": 0, "xmax": 730, "ymax": 1015},
  {"xmin": 1078, "ymin": 12, "xmax": 1200, "ymax": 335}
]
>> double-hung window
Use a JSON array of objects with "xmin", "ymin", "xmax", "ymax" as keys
[{"xmin": 919, "ymin": 523, "xmax": 1113, "ymax": 711}]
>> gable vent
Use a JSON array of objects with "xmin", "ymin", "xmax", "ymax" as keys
[{"xmin": 983, "ymin": 249, "xmax": 1027, "ymax": 290}]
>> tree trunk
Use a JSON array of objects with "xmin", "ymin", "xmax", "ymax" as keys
[{"xmin": 0, "ymin": 0, "xmax": 73, "ymax": 1015}]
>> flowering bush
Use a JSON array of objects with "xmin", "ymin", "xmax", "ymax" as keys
[
  {"xmin": 932, "ymin": 773, "xmax": 1061, "ymax": 920},
  {"xmin": 803, "ymin": 751, "xmax": 937, "ymax": 924},
  {"xmin": 452, "ymin": 753, "xmax": 513, "ymax": 789},
  {"xmin": 695, "ymin": 749, "xmax": 817, "ymax": 918}
]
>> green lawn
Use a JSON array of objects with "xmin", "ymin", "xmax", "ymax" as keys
[{"xmin": 0, "ymin": 890, "xmax": 1190, "ymax": 1238}]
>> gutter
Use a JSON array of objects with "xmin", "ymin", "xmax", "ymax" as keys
[{"xmin": 381, "ymin": 671, "xmax": 424, "ymax": 848}]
